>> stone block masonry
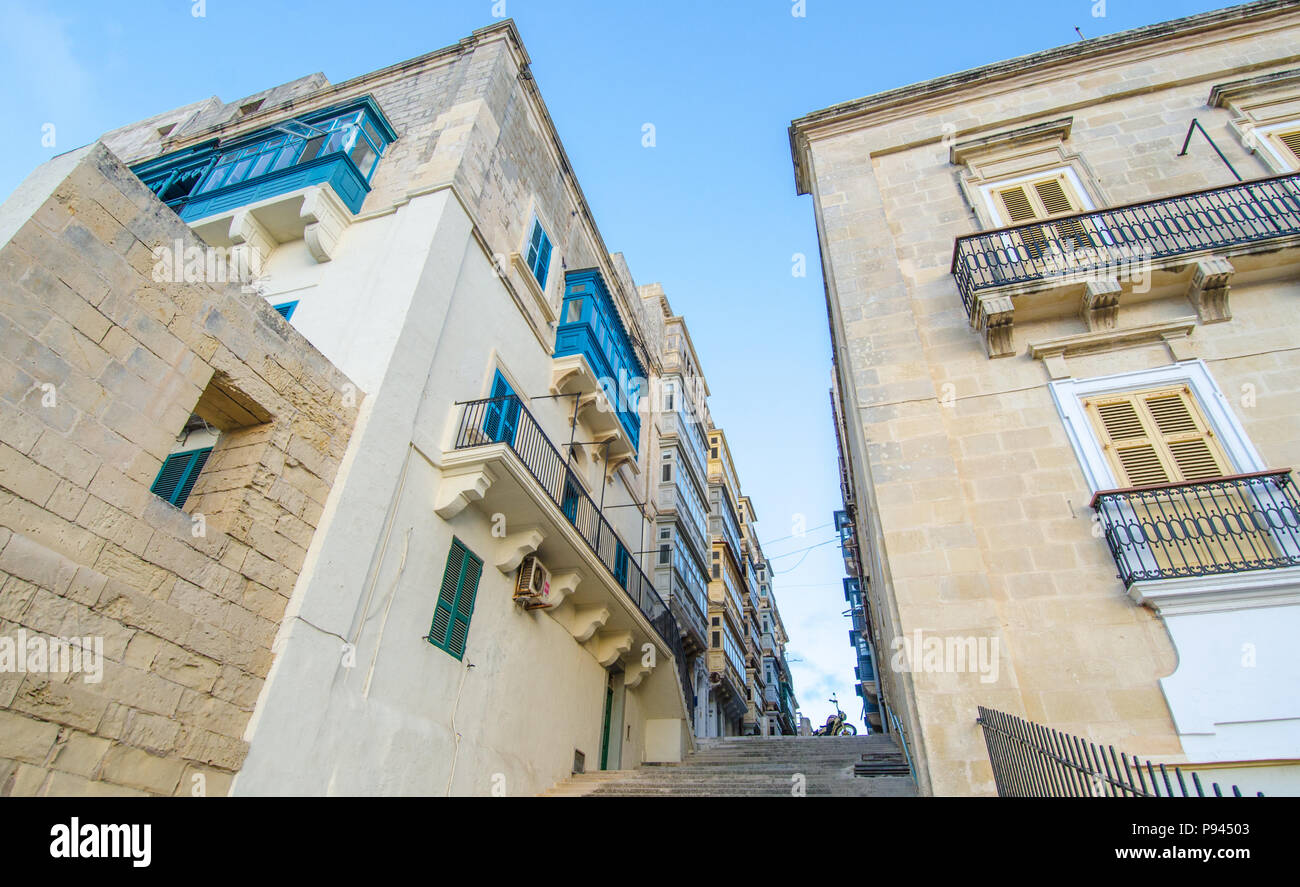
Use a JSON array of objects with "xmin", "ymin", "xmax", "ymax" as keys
[{"xmin": 0, "ymin": 143, "xmax": 361, "ymax": 796}]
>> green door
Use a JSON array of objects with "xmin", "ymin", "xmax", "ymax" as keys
[
  {"xmin": 599, "ymin": 669, "xmax": 626, "ymax": 771},
  {"xmin": 599, "ymin": 681, "xmax": 614, "ymax": 771}
]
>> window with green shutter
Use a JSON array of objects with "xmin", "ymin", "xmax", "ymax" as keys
[
  {"xmin": 428, "ymin": 539, "xmax": 484, "ymax": 660},
  {"xmin": 151, "ymin": 447, "xmax": 213, "ymax": 508}
]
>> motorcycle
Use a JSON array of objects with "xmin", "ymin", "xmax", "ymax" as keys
[{"xmin": 811, "ymin": 693, "xmax": 858, "ymax": 736}]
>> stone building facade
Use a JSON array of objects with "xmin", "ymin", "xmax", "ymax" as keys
[
  {"xmin": 0, "ymin": 144, "xmax": 359, "ymax": 796},
  {"xmin": 791, "ymin": 0, "xmax": 1300, "ymax": 795},
  {"xmin": 0, "ymin": 20, "xmax": 797, "ymax": 795}
]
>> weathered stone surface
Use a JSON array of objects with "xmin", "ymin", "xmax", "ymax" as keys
[{"xmin": 0, "ymin": 144, "xmax": 360, "ymax": 795}]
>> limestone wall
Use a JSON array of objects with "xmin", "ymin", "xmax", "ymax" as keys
[
  {"xmin": 0, "ymin": 143, "xmax": 360, "ymax": 796},
  {"xmin": 795, "ymin": 3, "xmax": 1300, "ymax": 794}
]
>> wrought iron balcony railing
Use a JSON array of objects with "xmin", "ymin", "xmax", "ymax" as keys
[
  {"xmin": 1091, "ymin": 469, "xmax": 1300, "ymax": 587},
  {"xmin": 951, "ymin": 172, "xmax": 1300, "ymax": 318},
  {"xmin": 453, "ymin": 395, "xmax": 689, "ymax": 712}
]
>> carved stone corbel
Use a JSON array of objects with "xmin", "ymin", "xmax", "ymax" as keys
[
  {"xmin": 1080, "ymin": 278, "xmax": 1121, "ymax": 331},
  {"xmin": 975, "ymin": 294, "xmax": 1015, "ymax": 359},
  {"xmin": 624, "ymin": 660, "xmax": 653, "ymax": 689},
  {"xmin": 227, "ymin": 209, "xmax": 276, "ymax": 280},
  {"xmin": 433, "ymin": 467, "xmax": 495, "ymax": 519},
  {"xmin": 542, "ymin": 570, "xmax": 581, "ymax": 609},
  {"xmin": 587, "ymin": 630, "xmax": 633, "ymax": 668},
  {"xmin": 495, "ymin": 527, "xmax": 545, "ymax": 573},
  {"xmin": 1186, "ymin": 257, "xmax": 1233, "ymax": 323},
  {"xmin": 552, "ymin": 604, "xmax": 609, "ymax": 643},
  {"xmin": 300, "ymin": 185, "xmax": 352, "ymax": 263}
]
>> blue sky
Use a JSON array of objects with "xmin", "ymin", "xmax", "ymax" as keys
[{"xmin": 0, "ymin": 0, "xmax": 1230, "ymax": 729}]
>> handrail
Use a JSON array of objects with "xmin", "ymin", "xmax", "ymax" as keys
[
  {"xmin": 1090, "ymin": 469, "xmax": 1300, "ymax": 586},
  {"xmin": 1089, "ymin": 467, "xmax": 1292, "ymax": 507},
  {"xmin": 453, "ymin": 395, "xmax": 690, "ymax": 715},
  {"xmin": 951, "ymin": 172, "xmax": 1300, "ymax": 315}
]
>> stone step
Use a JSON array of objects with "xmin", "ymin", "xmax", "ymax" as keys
[{"xmin": 540, "ymin": 734, "xmax": 917, "ymax": 797}]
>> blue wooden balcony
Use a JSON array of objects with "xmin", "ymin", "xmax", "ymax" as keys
[
  {"xmin": 132, "ymin": 95, "xmax": 396, "ymax": 223},
  {"xmin": 553, "ymin": 269, "xmax": 645, "ymax": 448}
]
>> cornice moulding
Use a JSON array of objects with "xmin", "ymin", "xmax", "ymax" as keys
[
  {"xmin": 1027, "ymin": 316, "xmax": 1198, "ymax": 360},
  {"xmin": 950, "ymin": 117, "xmax": 1074, "ymax": 166},
  {"xmin": 1209, "ymin": 66, "xmax": 1300, "ymax": 106}
]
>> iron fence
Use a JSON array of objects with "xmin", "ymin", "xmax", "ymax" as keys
[
  {"xmin": 951, "ymin": 172, "xmax": 1300, "ymax": 317},
  {"xmin": 453, "ymin": 395, "xmax": 691, "ymax": 716},
  {"xmin": 977, "ymin": 706, "xmax": 1263, "ymax": 797},
  {"xmin": 1091, "ymin": 469, "xmax": 1300, "ymax": 587}
]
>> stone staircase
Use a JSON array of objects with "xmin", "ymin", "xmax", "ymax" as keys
[{"xmin": 540, "ymin": 734, "xmax": 918, "ymax": 797}]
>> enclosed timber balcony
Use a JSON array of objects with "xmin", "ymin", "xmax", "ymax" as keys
[
  {"xmin": 666, "ymin": 559, "xmax": 709, "ymax": 655},
  {"xmin": 1091, "ymin": 469, "xmax": 1300, "ymax": 590},
  {"xmin": 132, "ymin": 97, "xmax": 396, "ymax": 267},
  {"xmin": 552, "ymin": 270, "xmax": 645, "ymax": 471},
  {"xmin": 438, "ymin": 395, "xmax": 691, "ymax": 719},
  {"xmin": 707, "ymin": 626, "xmax": 749, "ymax": 720}
]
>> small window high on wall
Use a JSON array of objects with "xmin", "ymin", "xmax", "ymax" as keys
[{"xmin": 151, "ymin": 447, "xmax": 213, "ymax": 508}]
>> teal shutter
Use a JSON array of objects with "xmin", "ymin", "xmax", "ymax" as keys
[
  {"xmin": 526, "ymin": 220, "xmax": 544, "ymax": 270},
  {"xmin": 614, "ymin": 542, "xmax": 629, "ymax": 589},
  {"xmin": 151, "ymin": 447, "xmax": 212, "ymax": 508},
  {"xmin": 482, "ymin": 370, "xmax": 519, "ymax": 445},
  {"xmin": 447, "ymin": 555, "xmax": 482, "ymax": 658},
  {"xmin": 561, "ymin": 473, "xmax": 581, "ymax": 525},
  {"xmin": 273, "ymin": 300, "xmax": 298, "ymax": 320},
  {"xmin": 535, "ymin": 233, "xmax": 552, "ymax": 289},
  {"xmin": 428, "ymin": 539, "xmax": 484, "ymax": 660},
  {"xmin": 525, "ymin": 219, "xmax": 551, "ymax": 289}
]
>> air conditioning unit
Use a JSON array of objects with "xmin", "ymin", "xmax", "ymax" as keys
[{"xmin": 514, "ymin": 554, "xmax": 553, "ymax": 610}]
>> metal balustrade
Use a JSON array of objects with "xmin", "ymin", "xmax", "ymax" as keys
[
  {"xmin": 978, "ymin": 707, "xmax": 1261, "ymax": 797},
  {"xmin": 1091, "ymin": 469, "xmax": 1300, "ymax": 587},
  {"xmin": 951, "ymin": 172, "xmax": 1300, "ymax": 317},
  {"xmin": 453, "ymin": 395, "xmax": 690, "ymax": 715}
]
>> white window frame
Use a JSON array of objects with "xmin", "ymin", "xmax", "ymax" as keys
[
  {"xmin": 1049, "ymin": 359, "xmax": 1265, "ymax": 493},
  {"xmin": 1252, "ymin": 119, "xmax": 1300, "ymax": 172}
]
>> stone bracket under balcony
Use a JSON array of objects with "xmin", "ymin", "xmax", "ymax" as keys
[
  {"xmin": 972, "ymin": 263, "xmax": 1227, "ymax": 361},
  {"xmin": 1186, "ymin": 256, "xmax": 1234, "ymax": 323},
  {"xmin": 587, "ymin": 629, "xmax": 633, "ymax": 667},
  {"xmin": 435, "ymin": 443, "xmax": 679, "ymax": 707},
  {"xmin": 550, "ymin": 353, "xmax": 638, "ymax": 476},
  {"xmin": 187, "ymin": 183, "xmax": 354, "ymax": 270}
]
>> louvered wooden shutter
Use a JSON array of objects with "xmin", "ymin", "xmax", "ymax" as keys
[
  {"xmin": 995, "ymin": 175, "xmax": 1093, "ymax": 253},
  {"xmin": 483, "ymin": 371, "xmax": 517, "ymax": 444},
  {"xmin": 429, "ymin": 539, "xmax": 483, "ymax": 660},
  {"xmin": 998, "ymin": 186, "xmax": 1039, "ymax": 224},
  {"xmin": 1086, "ymin": 387, "xmax": 1232, "ymax": 487},
  {"xmin": 997, "ymin": 183, "xmax": 1051, "ymax": 258},
  {"xmin": 1033, "ymin": 179, "xmax": 1076, "ymax": 216},
  {"xmin": 151, "ymin": 447, "xmax": 213, "ymax": 508},
  {"xmin": 447, "ymin": 555, "xmax": 481, "ymax": 658},
  {"xmin": 1275, "ymin": 129, "xmax": 1300, "ymax": 166}
]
